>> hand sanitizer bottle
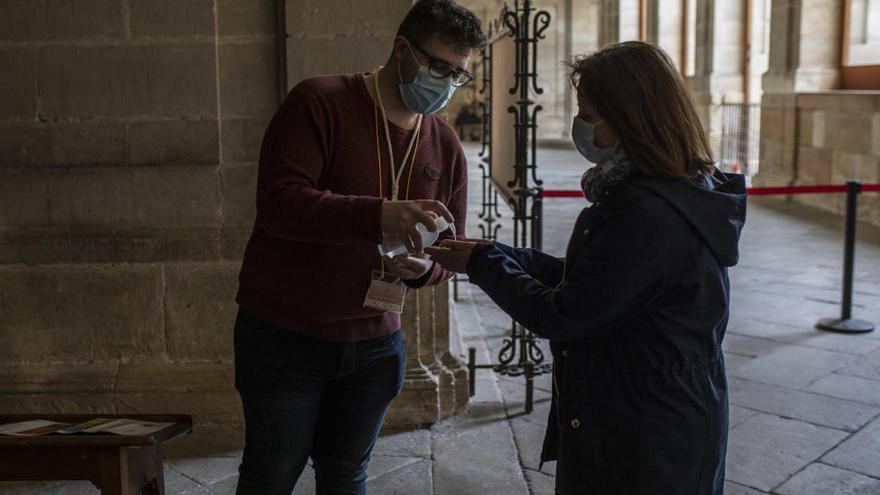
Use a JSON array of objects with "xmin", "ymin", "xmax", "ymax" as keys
[{"xmin": 378, "ymin": 218, "xmax": 455, "ymax": 258}]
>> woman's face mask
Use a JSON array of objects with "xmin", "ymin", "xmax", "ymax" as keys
[
  {"xmin": 572, "ymin": 116, "xmax": 616, "ymax": 164},
  {"xmin": 398, "ymin": 44, "xmax": 457, "ymax": 115}
]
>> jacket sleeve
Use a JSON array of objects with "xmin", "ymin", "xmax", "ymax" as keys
[
  {"xmin": 466, "ymin": 205, "xmax": 665, "ymax": 341},
  {"xmin": 492, "ymin": 243, "xmax": 565, "ymax": 287},
  {"xmin": 255, "ymin": 87, "xmax": 384, "ymax": 245}
]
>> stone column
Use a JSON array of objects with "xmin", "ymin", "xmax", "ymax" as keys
[
  {"xmin": 569, "ymin": 0, "xmax": 602, "ymax": 129},
  {"xmin": 688, "ymin": 0, "xmax": 747, "ymax": 154},
  {"xmin": 656, "ymin": 0, "xmax": 685, "ymax": 70},
  {"xmin": 384, "ymin": 288, "xmax": 442, "ymax": 430},
  {"xmin": 433, "ymin": 282, "xmax": 470, "ymax": 416},
  {"xmin": 384, "ymin": 282, "xmax": 469, "ymax": 430},
  {"xmin": 599, "ymin": 0, "xmax": 621, "ymax": 47},
  {"xmin": 420, "ymin": 283, "xmax": 448, "ymax": 411},
  {"xmin": 753, "ymin": 0, "xmax": 843, "ymax": 187}
]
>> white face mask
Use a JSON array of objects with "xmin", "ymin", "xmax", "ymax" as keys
[{"xmin": 572, "ymin": 117, "xmax": 616, "ymax": 164}]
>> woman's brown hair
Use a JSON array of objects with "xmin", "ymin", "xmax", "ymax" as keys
[{"xmin": 569, "ymin": 41, "xmax": 715, "ymax": 178}]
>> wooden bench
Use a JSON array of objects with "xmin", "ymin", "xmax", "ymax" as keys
[{"xmin": 0, "ymin": 414, "xmax": 192, "ymax": 495}]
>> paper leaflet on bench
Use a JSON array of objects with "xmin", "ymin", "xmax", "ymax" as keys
[{"xmin": 0, "ymin": 418, "xmax": 175, "ymax": 436}]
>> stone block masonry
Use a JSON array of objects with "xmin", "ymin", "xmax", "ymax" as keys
[
  {"xmin": 752, "ymin": 0, "xmax": 880, "ymax": 228},
  {"xmin": 756, "ymin": 92, "xmax": 880, "ymax": 227},
  {"xmin": 36, "ymin": 44, "xmax": 219, "ymax": 120},
  {"xmin": 0, "ymin": 0, "xmax": 279, "ymax": 455}
]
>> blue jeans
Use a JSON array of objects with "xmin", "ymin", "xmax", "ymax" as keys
[{"xmin": 233, "ymin": 307, "xmax": 407, "ymax": 495}]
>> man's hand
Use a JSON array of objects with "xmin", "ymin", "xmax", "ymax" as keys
[
  {"xmin": 424, "ymin": 240, "xmax": 479, "ymax": 274},
  {"xmin": 381, "ymin": 200, "xmax": 454, "ymax": 253},
  {"xmin": 387, "ymin": 254, "xmax": 434, "ymax": 280}
]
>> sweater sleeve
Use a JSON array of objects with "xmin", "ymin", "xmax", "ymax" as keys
[
  {"xmin": 255, "ymin": 87, "xmax": 384, "ymax": 245},
  {"xmin": 466, "ymin": 205, "xmax": 665, "ymax": 341},
  {"xmin": 405, "ymin": 142, "xmax": 469, "ymax": 289}
]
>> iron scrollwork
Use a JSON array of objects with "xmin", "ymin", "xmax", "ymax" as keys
[{"xmin": 467, "ymin": 0, "xmax": 552, "ymax": 414}]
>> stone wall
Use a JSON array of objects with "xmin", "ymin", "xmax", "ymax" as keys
[
  {"xmin": 0, "ymin": 0, "xmax": 468, "ymax": 456},
  {"xmin": 754, "ymin": 0, "xmax": 880, "ymax": 228},
  {"xmin": 0, "ymin": 0, "xmax": 278, "ymax": 456},
  {"xmin": 761, "ymin": 92, "xmax": 880, "ymax": 226}
]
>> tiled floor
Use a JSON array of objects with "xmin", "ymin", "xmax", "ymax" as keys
[{"xmin": 2, "ymin": 145, "xmax": 879, "ymax": 494}]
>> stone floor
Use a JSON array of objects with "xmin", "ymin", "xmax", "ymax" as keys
[{"xmin": 3, "ymin": 144, "xmax": 880, "ymax": 494}]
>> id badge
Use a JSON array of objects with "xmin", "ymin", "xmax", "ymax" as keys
[{"xmin": 363, "ymin": 270, "xmax": 407, "ymax": 314}]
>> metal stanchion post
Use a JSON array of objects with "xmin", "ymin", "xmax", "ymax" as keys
[
  {"xmin": 468, "ymin": 347, "xmax": 477, "ymax": 397},
  {"xmin": 816, "ymin": 181, "xmax": 875, "ymax": 333},
  {"xmin": 524, "ymin": 362, "xmax": 534, "ymax": 414}
]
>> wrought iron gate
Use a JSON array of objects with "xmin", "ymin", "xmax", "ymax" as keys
[{"xmin": 460, "ymin": 0, "xmax": 552, "ymax": 414}]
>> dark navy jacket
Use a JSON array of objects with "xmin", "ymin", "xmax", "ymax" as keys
[{"xmin": 467, "ymin": 172, "xmax": 747, "ymax": 494}]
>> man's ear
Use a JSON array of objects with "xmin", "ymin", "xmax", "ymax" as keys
[
  {"xmin": 392, "ymin": 35, "xmax": 409, "ymax": 62},
  {"xmin": 462, "ymin": 54, "xmax": 472, "ymax": 71}
]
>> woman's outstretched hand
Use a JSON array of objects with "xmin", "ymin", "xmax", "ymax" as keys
[{"xmin": 425, "ymin": 239, "xmax": 485, "ymax": 274}]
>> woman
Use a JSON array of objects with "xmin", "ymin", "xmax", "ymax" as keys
[{"xmin": 427, "ymin": 41, "xmax": 746, "ymax": 494}]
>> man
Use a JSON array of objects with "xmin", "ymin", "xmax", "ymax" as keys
[{"xmin": 233, "ymin": 1, "xmax": 486, "ymax": 493}]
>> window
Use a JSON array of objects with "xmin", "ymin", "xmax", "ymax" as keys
[
  {"xmin": 685, "ymin": 0, "xmax": 696, "ymax": 77},
  {"xmin": 761, "ymin": 0, "xmax": 771, "ymax": 56},
  {"xmin": 653, "ymin": 0, "xmax": 682, "ymax": 71},
  {"xmin": 619, "ymin": 0, "xmax": 640, "ymax": 41},
  {"xmin": 747, "ymin": 0, "xmax": 772, "ymax": 102},
  {"xmin": 841, "ymin": 0, "xmax": 880, "ymax": 89}
]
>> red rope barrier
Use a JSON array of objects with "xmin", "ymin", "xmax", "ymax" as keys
[
  {"xmin": 540, "ymin": 183, "xmax": 880, "ymax": 198},
  {"xmin": 542, "ymin": 190, "xmax": 584, "ymax": 198},
  {"xmin": 746, "ymin": 185, "xmax": 848, "ymax": 195}
]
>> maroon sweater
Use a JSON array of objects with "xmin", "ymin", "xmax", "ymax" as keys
[{"xmin": 236, "ymin": 73, "xmax": 468, "ymax": 342}]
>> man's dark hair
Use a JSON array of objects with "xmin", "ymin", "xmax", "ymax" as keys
[{"xmin": 397, "ymin": 0, "xmax": 487, "ymax": 52}]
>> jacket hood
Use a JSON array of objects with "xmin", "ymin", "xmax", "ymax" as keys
[{"xmin": 630, "ymin": 171, "xmax": 747, "ymax": 267}]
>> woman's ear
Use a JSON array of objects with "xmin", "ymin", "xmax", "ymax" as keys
[{"xmin": 596, "ymin": 122, "xmax": 621, "ymax": 149}]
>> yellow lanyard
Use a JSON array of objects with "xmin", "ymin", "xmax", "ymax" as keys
[
  {"xmin": 374, "ymin": 106, "xmax": 421, "ymax": 201},
  {"xmin": 371, "ymin": 68, "xmax": 423, "ymax": 276},
  {"xmin": 372, "ymin": 66, "xmax": 422, "ymax": 201}
]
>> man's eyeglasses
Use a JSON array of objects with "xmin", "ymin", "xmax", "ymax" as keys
[{"xmin": 408, "ymin": 39, "xmax": 474, "ymax": 87}]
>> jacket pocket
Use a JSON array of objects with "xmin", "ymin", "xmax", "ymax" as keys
[{"xmin": 557, "ymin": 378, "xmax": 603, "ymax": 466}]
